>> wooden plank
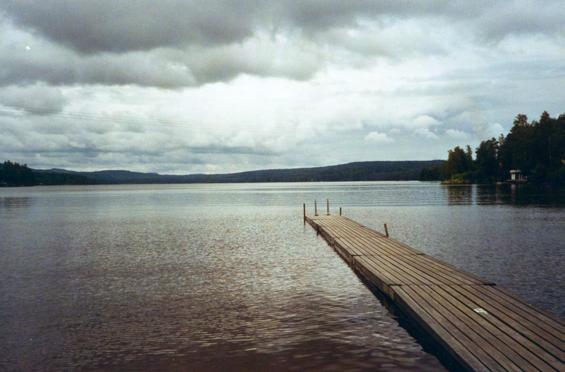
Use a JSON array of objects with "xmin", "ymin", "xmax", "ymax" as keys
[
  {"xmin": 339, "ymin": 217, "xmax": 424, "ymax": 253},
  {"xmin": 424, "ymin": 285, "xmax": 556, "ymax": 371},
  {"xmin": 393, "ymin": 286, "xmax": 494, "ymax": 371},
  {"xmin": 338, "ymin": 229, "xmax": 421, "ymax": 256},
  {"xmin": 410, "ymin": 254, "xmax": 496, "ymax": 286},
  {"xmin": 325, "ymin": 219, "xmax": 422, "ymax": 255},
  {"xmin": 480, "ymin": 286, "xmax": 565, "ymax": 337},
  {"xmin": 393, "ymin": 254, "xmax": 488, "ymax": 285},
  {"xmin": 314, "ymin": 217, "xmax": 495, "ymax": 284},
  {"xmin": 337, "ymin": 233, "xmax": 414, "ymax": 257},
  {"xmin": 318, "ymin": 221, "xmax": 490, "ymax": 285},
  {"xmin": 326, "ymin": 218, "xmax": 493, "ymax": 284},
  {"xmin": 402, "ymin": 286, "xmax": 522, "ymax": 371},
  {"xmin": 436, "ymin": 285, "xmax": 563, "ymax": 370},
  {"xmin": 361, "ymin": 253, "xmax": 480, "ymax": 286},
  {"xmin": 305, "ymin": 214, "xmax": 565, "ymax": 372},
  {"xmin": 352, "ymin": 257, "xmax": 399, "ymax": 296},
  {"xmin": 357, "ymin": 255, "xmax": 447, "ymax": 286}
]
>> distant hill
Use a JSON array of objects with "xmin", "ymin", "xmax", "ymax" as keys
[
  {"xmin": 37, "ymin": 160, "xmax": 444, "ymax": 184},
  {"xmin": 39, "ymin": 169, "xmax": 162, "ymax": 184},
  {"xmin": 2, "ymin": 160, "xmax": 445, "ymax": 186},
  {"xmin": 33, "ymin": 169, "xmax": 92, "ymax": 185}
]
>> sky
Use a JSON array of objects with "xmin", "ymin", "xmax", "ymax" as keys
[{"xmin": 0, "ymin": 0, "xmax": 564, "ymax": 174}]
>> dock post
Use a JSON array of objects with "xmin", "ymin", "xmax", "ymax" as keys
[
  {"xmin": 384, "ymin": 223, "xmax": 389, "ymax": 238},
  {"xmin": 339, "ymin": 207, "xmax": 342, "ymax": 216},
  {"xmin": 326, "ymin": 199, "xmax": 330, "ymax": 215},
  {"xmin": 314, "ymin": 200, "xmax": 318, "ymax": 216},
  {"xmin": 303, "ymin": 203, "xmax": 306, "ymax": 224}
]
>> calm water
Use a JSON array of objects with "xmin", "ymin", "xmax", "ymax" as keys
[{"xmin": 0, "ymin": 182, "xmax": 563, "ymax": 371}]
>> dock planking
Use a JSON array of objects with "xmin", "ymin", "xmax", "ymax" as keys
[{"xmin": 305, "ymin": 213, "xmax": 564, "ymax": 371}]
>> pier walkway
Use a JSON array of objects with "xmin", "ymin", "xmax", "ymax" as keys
[{"xmin": 305, "ymin": 213, "xmax": 564, "ymax": 371}]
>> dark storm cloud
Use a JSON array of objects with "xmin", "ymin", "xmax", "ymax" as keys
[
  {"xmin": 276, "ymin": 0, "xmax": 452, "ymax": 31},
  {"xmin": 0, "ymin": 43, "xmax": 316, "ymax": 88},
  {"xmin": 2, "ymin": 0, "xmax": 560, "ymax": 54},
  {"xmin": 0, "ymin": 47, "xmax": 196, "ymax": 88},
  {"xmin": 1, "ymin": 0, "xmax": 433, "ymax": 53},
  {"xmin": 0, "ymin": 0, "xmax": 258, "ymax": 53},
  {"xmin": 1, "ymin": 0, "xmax": 563, "ymax": 88},
  {"xmin": 0, "ymin": 17, "xmax": 315, "ymax": 88}
]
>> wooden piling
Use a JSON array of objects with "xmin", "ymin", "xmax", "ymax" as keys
[
  {"xmin": 384, "ymin": 223, "xmax": 389, "ymax": 238},
  {"xmin": 314, "ymin": 200, "xmax": 318, "ymax": 216},
  {"xmin": 326, "ymin": 199, "xmax": 330, "ymax": 215},
  {"xmin": 339, "ymin": 207, "xmax": 342, "ymax": 216},
  {"xmin": 303, "ymin": 203, "xmax": 306, "ymax": 224}
]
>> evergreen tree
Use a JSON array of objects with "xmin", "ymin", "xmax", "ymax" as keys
[
  {"xmin": 0, "ymin": 161, "xmax": 37, "ymax": 186},
  {"xmin": 440, "ymin": 111, "xmax": 563, "ymax": 184},
  {"xmin": 475, "ymin": 138, "xmax": 499, "ymax": 182},
  {"xmin": 444, "ymin": 146, "xmax": 472, "ymax": 180}
]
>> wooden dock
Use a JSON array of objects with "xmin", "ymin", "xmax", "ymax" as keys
[{"xmin": 305, "ymin": 213, "xmax": 564, "ymax": 371}]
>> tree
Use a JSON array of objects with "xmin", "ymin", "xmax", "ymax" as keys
[
  {"xmin": 419, "ymin": 165, "xmax": 444, "ymax": 181},
  {"xmin": 499, "ymin": 114, "xmax": 535, "ymax": 173},
  {"xmin": 465, "ymin": 145, "xmax": 474, "ymax": 170},
  {"xmin": 0, "ymin": 161, "xmax": 37, "ymax": 186},
  {"xmin": 444, "ymin": 146, "xmax": 472, "ymax": 180},
  {"xmin": 513, "ymin": 114, "xmax": 529, "ymax": 127},
  {"xmin": 475, "ymin": 138, "xmax": 499, "ymax": 182},
  {"xmin": 497, "ymin": 111, "xmax": 564, "ymax": 183}
]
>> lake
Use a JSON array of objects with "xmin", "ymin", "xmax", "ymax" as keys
[{"xmin": 0, "ymin": 182, "xmax": 563, "ymax": 371}]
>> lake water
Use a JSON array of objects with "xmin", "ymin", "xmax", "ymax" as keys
[{"xmin": 0, "ymin": 182, "xmax": 563, "ymax": 371}]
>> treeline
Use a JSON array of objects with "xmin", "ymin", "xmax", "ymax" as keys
[
  {"xmin": 420, "ymin": 111, "xmax": 565, "ymax": 184},
  {"xmin": 1, "ymin": 160, "xmax": 443, "ymax": 186},
  {"xmin": 0, "ymin": 161, "xmax": 90, "ymax": 186},
  {"xmin": 0, "ymin": 161, "xmax": 36, "ymax": 186},
  {"xmin": 55, "ymin": 161, "xmax": 443, "ymax": 183},
  {"xmin": 184, "ymin": 161, "xmax": 444, "ymax": 183}
]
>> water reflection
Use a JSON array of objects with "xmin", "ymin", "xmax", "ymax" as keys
[
  {"xmin": 0, "ymin": 196, "xmax": 33, "ymax": 209},
  {"xmin": 441, "ymin": 183, "xmax": 565, "ymax": 207},
  {"xmin": 444, "ymin": 185, "xmax": 474, "ymax": 205},
  {"xmin": 496, "ymin": 183, "xmax": 565, "ymax": 206},
  {"xmin": 0, "ymin": 182, "xmax": 562, "ymax": 371},
  {"xmin": 0, "ymin": 199, "xmax": 445, "ymax": 371}
]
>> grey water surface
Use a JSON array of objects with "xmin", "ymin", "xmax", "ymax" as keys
[{"xmin": 1, "ymin": 182, "xmax": 563, "ymax": 371}]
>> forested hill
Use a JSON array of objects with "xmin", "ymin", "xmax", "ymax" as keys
[
  {"xmin": 172, "ymin": 160, "xmax": 444, "ymax": 183},
  {"xmin": 419, "ymin": 111, "xmax": 565, "ymax": 184},
  {"xmin": 1, "ymin": 160, "xmax": 443, "ymax": 186}
]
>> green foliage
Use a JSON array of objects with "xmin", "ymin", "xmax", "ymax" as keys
[
  {"xmin": 33, "ymin": 171, "xmax": 91, "ymax": 186},
  {"xmin": 444, "ymin": 111, "xmax": 564, "ymax": 184},
  {"xmin": 1, "ymin": 161, "xmax": 444, "ymax": 186},
  {"xmin": 0, "ymin": 161, "xmax": 37, "ymax": 186},
  {"xmin": 499, "ymin": 111, "xmax": 564, "ymax": 183},
  {"xmin": 0, "ymin": 161, "xmax": 92, "ymax": 186},
  {"xmin": 444, "ymin": 146, "xmax": 473, "ymax": 180},
  {"xmin": 445, "ymin": 173, "xmax": 472, "ymax": 184},
  {"xmin": 419, "ymin": 165, "xmax": 444, "ymax": 181},
  {"xmin": 475, "ymin": 138, "xmax": 499, "ymax": 182}
]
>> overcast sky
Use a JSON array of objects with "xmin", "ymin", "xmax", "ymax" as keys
[{"xmin": 1, "ymin": 1, "xmax": 564, "ymax": 173}]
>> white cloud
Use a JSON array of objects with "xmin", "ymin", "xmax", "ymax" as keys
[
  {"xmin": 414, "ymin": 128, "xmax": 439, "ymax": 140},
  {"xmin": 0, "ymin": 1, "xmax": 564, "ymax": 172},
  {"xmin": 0, "ymin": 84, "xmax": 67, "ymax": 115},
  {"xmin": 473, "ymin": 122, "xmax": 505, "ymax": 139},
  {"xmin": 364, "ymin": 131, "xmax": 394, "ymax": 143},
  {"xmin": 413, "ymin": 115, "xmax": 441, "ymax": 128},
  {"xmin": 445, "ymin": 129, "xmax": 470, "ymax": 139}
]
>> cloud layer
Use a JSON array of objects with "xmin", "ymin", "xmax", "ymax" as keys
[{"xmin": 0, "ymin": 1, "xmax": 564, "ymax": 173}]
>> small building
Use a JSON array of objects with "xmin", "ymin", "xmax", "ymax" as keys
[{"xmin": 509, "ymin": 169, "xmax": 527, "ymax": 183}]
